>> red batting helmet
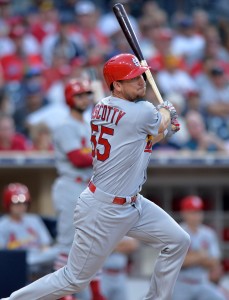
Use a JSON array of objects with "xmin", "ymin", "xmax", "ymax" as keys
[
  {"xmin": 64, "ymin": 78, "xmax": 92, "ymax": 107},
  {"xmin": 103, "ymin": 53, "xmax": 149, "ymax": 89},
  {"xmin": 180, "ymin": 195, "xmax": 204, "ymax": 211},
  {"xmin": 2, "ymin": 183, "xmax": 31, "ymax": 211}
]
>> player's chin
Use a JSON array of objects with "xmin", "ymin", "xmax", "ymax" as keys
[{"xmin": 138, "ymin": 88, "xmax": 146, "ymax": 97}]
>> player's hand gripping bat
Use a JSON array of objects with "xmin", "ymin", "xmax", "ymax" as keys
[
  {"xmin": 113, "ymin": 3, "xmax": 179, "ymax": 135},
  {"xmin": 112, "ymin": 2, "xmax": 164, "ymax": 105}
]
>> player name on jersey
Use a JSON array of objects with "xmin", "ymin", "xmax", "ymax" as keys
[{"xmin": 91, "ymin": 104, "xmax": 126, "ymax": 125}]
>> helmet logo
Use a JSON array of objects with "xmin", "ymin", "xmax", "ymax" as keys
[{"xmin": 132, "ymin": 57, "xmax": 140, "ymax": 67}]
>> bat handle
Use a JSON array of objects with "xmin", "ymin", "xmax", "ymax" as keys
[
  {"xmin": 140, "ymin": 60, "xmax": 164, "ymax": 104},
  {"xmin": 140, "ymin": 60, "xmax": 177, "ymax": 131}
]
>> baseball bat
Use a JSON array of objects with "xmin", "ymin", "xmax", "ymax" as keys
[{"xmin": 112, "ymin": 3, "xmax": 164, "ymax": 105}]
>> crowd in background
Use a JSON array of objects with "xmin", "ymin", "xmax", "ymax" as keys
[{"xmin": 1, "ymin": 0, "xmax": 229, "ymax": 153}]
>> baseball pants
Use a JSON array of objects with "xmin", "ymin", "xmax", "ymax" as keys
[{"xmin": 8, "ymin": 188, "xmax": 190, "ymax": 300}]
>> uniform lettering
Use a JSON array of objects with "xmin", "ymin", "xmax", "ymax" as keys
[
  {"xmin": 115, "ymin": 111, "xmax": 126, "ymax": 125},
  {"xmin": 101, "ymin": 105, "xmax": 107, "ymax": 121},
  {"xmin": 106, "ymin": 106, "xmax": 113, "ymax": 122},
  {"xmin": 110, "ymin": 107, "xmax": 119, "ymax": 123},
  {"xmin": 91, "ymin": 105, "xmax": 125, "ymax": 126}
]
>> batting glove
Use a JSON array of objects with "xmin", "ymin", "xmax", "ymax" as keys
[
  {"xmin": 156, "ymin": 100, "xmax": 178, "ymax": 120},
  {"xmin": 166, "ymin": 117, "xmax": 180, "ymax": 137}
]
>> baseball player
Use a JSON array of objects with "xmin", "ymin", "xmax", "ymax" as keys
[
  {"xmin": 51, "ymin": 78, "xmax": 106, "ymax": 300},
  {"xmin": 2, "ymin": 53, "xmax": 190, "ymax": 300},
  {"xmin": 0, "ymin": 183, "xmax": 57, "ymax": 275},
  {"xmin": 172, "ymin": 195, "xmax": 226, "ymax": 300}
]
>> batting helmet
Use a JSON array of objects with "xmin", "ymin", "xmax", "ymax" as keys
[
  {"xmin": 180, "ymin": 195, "xmax": 204, "ymax": 211},
  {"xmin": 103, "ymin": 53, "xmax": 149, "ymax": 89},
  {"xmin": 64, "ymin": 78, "xmax": 92, "ymax": 108},
  {"xmin": 2, "ymin": 183, "xmax": 31, "ymax": 212}
]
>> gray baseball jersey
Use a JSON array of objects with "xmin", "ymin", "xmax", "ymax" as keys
[{"xmin": 91, "ymin": 96, "xmax": 161, "ymax": 196}]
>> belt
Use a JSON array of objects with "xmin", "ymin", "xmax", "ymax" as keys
[{"xmin": 88, "ymin": 181, "xmax": 137, "ymax": 205}]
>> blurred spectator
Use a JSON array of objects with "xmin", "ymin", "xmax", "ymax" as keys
[
  {"xmin": 218, "ymin": 17, "xmax": 229, "ymax": 53},
  {"xmin": 101, "ymin": 237, "xmax": 139, "ymax": 300},
  {"xmin": 172, "ymin": 195, "xmax": 226, "ymax": 300},
  {"xmin": 185, "ymin": 90, "xmax": 201, "ymax": 112},
  {"xmin": 165, "ymin": 92, "xmax": 190, "ymax": 147},
  {"xmin": 26, "ymin": 0, "xmax": 59, "ymax": 44},
  {"xmin": 195, "ymin": 59, "xmax": 229, "ymax": 141},
  {"xmin": 190, "ymin": 26, "xmax": 229, "ymax": 78},
  {"xmin": 0, "ymin": 113, "xmax": 30, "ymax": 151},
  {"xmin": 0, "ymin": 87, "xmax": 13, "ymax": 114},
  {"xmin": 98, "ymin": 0, "xmax": 140, "ymax": 39},
  {"xmin": 147, "ymin": 28, "xmax": 177, "ymax": 72},
  {"xmin": 0, "ymin": 18, "xmax": 15, "ymax": 58},
  {"xmin": 54, "ymin": 0, "xmax": 76, "ymax": 19},
  {"xmin": 171, "ymin": 15, "xmax": 205, "ymax": 66},
  {"xmin": 0, "ymin": 16, "xmax": 43, "ymax": 96},
  {"xmin": 45, "ymin": 63, "xmax": 76, "ymax": 104},
  {"xmin": 192, "ymin": 9, "xmax": 210, "ymax": 37},
  {"xmin": 203, "ymin": 26, "xmax": 229, "ymax": 63},
  {"xmin": 13, "ymin": 80, "xmax": 48, "ymax": 136},
  {"xmin": 41, "ymin": 10, "xmax": 85, "ymax": 66},
  {"xmin": 184, "ymin": 110, "xmax": 228, "ymax": 152},
  {"xmin": 139, "ymin": 3, "xmax": 169, "ymax": 61},
  {"xmin": 8, "ymin": 15, "xmax": 41, "ymax": 55},
  {"xmin": 0, "ymin": 0, "xmax": 11, "ymax": 19},
  {"xmin": 29, "ymin": 122, "xmax": 53, "ymax": 152},
  {"xmin": 156, "ymin": 54, "xmax": 198, "ymax": 96},
  {"xmin": 0, "ymin": 182, "xmax": 58, "ymax": 277},
  {"xmin": 73, "ymin": 0, "xmax": 111, "ymax": 66}
]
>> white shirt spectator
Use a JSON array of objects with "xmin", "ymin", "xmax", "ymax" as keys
[{"xmin": 157, "ymin": 69, "xmax": 198, "ymax": 96}]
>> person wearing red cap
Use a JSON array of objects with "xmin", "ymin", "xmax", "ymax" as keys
[
  {"xmin": 172, "ymin": 195, "xmax": 226, "ymax": 300},
  {"xmin": 0, "ymin": 183, "xmax": 58, "ymax": 278}
]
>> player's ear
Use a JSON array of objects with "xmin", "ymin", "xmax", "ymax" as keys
[{"xmin": 113, "ymin": 80, "xmax": 122, "ymax": 91}]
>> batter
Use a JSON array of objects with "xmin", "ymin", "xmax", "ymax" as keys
[{"xmin": 2, "ymin": 53, "xmax": 190, "ymax": 300}]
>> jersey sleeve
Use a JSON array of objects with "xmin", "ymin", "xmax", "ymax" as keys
[
  {"xmin": 136, "ymin": 101, "xmax": 162, "ymax": 137},
  {"xmin": 54, "ymin": 124, "xmax": 82, "ymax": 154}
]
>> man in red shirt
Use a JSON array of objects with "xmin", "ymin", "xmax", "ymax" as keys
[{"xmin": 0, "ymin": 113, "xmax": 30, "ymax": 151}]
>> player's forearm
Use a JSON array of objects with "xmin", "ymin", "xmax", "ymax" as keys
[
  {"xmin": 158, "ymin": 108, "xmax": 170, "ymax": 133},
  {"xmin": 67, "ymin": 149, "xmax": 93, "ymax": 168},
  {"xmin": 182, "ymin": 251, "xmax": 205, "ymax": 267},
  {"xmin": 200, "ymin": 257, "xmax": 220, "ymax": 269}
]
